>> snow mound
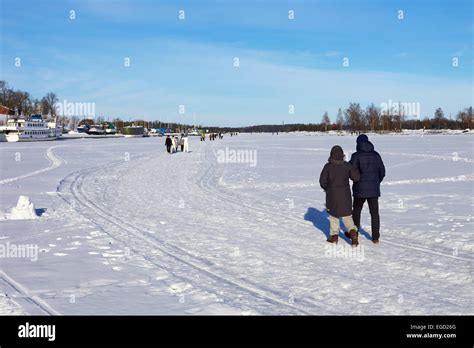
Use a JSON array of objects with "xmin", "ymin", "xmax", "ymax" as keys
[{"xmin": 8, "ymin": 196, "xmax": 39, "ymax": 220}]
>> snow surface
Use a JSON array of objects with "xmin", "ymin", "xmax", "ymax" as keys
[{"xmin": 0, "ymin": 133, "xmax": 472, "ymax": 315}]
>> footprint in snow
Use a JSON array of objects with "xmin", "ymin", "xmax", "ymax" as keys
[
  {"xmin": 169, "ymin": 283, "xmax": 192, "ymax": 294},
  {"xmin": 358, "ymin": 298, "xmax": 370, "ymax": 304},
  {"xmin": 41, "ymin": 292, "xmax": 57, "ymax": 299},
  {"xmin": 53, "ymin": 252, "xmax": 67, "ymax": 257}
]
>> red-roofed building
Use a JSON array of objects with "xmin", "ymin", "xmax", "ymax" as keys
[{"xmin": 0, "ymin": 105, "xmax": 15, "ymax": 115}]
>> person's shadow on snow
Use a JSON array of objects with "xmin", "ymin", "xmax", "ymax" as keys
[
  {"xmin": 357, "ymin": 227, "xmax": 372, "ymax": 241},
  {"xmin": 304, "ymin": 207, "xmax": 351, "ymax": 244}
]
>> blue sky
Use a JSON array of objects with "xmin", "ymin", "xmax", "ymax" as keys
[{"xmin": 1, "ymin": 0, "xmax": 472, "ymax": 126}]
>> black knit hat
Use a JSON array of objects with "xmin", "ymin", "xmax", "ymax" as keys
[{"xmin": 357, "ymin": 134, "xmax": 369, "ymax": 143}]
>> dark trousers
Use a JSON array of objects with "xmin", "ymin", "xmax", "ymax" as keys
[
  {"xmin": 166, "ymin": 145, "xmax": 171, "ymax": 153},
  {"xmin": 353, "ymin": 197, "xmax": 380, "ymax": 240}
]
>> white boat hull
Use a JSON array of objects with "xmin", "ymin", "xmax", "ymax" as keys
[{"xmin": 19, "ymin": 136, "xmax": 59, "ymax": 142}]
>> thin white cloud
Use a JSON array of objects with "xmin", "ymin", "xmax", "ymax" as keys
[{"xmin": 2, "ymin": 38, "xmax": 472, "ymax": 126}]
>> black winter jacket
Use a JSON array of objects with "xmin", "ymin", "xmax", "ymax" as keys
[{"xmin": 349, "ymin": 141, "xmax": 385, "ymax": 198}]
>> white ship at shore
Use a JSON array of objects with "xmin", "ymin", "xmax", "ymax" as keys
[{"xmin": 0, "ymin": 114, "xmax": 62, "ymax": 142}]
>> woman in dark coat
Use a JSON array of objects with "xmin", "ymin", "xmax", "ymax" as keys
[{"xmin": 319, "ymin": 146, "xmax": 361, "ymax": 245}]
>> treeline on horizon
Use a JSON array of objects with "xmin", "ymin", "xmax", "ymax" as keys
[{"xmin": 1, "ymin": 80, "xmax": 472, "ymax": 133}]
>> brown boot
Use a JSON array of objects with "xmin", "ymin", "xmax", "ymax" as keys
[
  {"xmin": 326, "ymin": 235, "xmax": 339, "ymax": 244},
  {"xmin": 349, "ymin": 229, "xmax": 359, "ymax": 247}
]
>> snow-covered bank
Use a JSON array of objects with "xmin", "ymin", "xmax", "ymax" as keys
[{"xmin": 0, "ymin": 134, "xmax": 472, "ymax": 315}]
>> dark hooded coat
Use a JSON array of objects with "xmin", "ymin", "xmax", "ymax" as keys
[
  {"xmin": 349, "ymin": 136, "xmax": 386, "ymax": 198},
  {"xmin": 319, "ymin": 146, "xmax": 360, "ymax": 218}
]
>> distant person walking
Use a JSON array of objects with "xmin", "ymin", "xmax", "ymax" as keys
[
  {"xmin": 174, "ymin": 136, "xmax": 179, "ymax": 152},
  {"xmin": 183, "ymin": 135, "xmax": 189, "ymax": 152},
  {"xmin": 349, "ymin": 134, "xmax": 386, "ymax": 243},
  {"xmin": 180, "ymin": 134, "xmax": 185, "ymax": 152},
  {"xmin": 165, "ymin": 135, "xmax": 172, "ymax": 153},
  {"xmin": 320, "ymin": 146, "xmax": 360, "ymax": 246}
]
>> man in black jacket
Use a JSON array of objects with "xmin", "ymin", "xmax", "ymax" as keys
[
  {"xmin": 320, "ymin": 146, "xmax": 360, "ymax": 246},
  {"xmin": 165, "ymin": 135, "xmax": 172, "ymax": 153},
  {"xmin": 349, "ymin": 134, "xmax": 386, "ymax": 243}
]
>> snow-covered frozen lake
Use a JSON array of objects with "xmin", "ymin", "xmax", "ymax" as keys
[{"xmin": 0, "ymin": 133, "xmax": 472, "ymax": 315}]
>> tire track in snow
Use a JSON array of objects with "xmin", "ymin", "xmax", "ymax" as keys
[{"xmin": 0, "ymin": 145, "xmax": 66, "ymax": 185}]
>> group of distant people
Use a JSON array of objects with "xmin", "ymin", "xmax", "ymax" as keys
[
  {"xmin": 200, "ymin": 132, "xmax": 224, "ymax": 141},
  {"xmin": 319, "ymin": 134, "xmax": 385, "ymax": 246},
  {"xmin": 210, "ymin": 133, "xmax": 223, "ymax": 141},
  {"xmin": 165, "ymin": 134, "xmax": 189, "ymax": 154}
]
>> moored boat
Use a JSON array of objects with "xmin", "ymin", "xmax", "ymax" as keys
[
  {"xmin": 87, "ymin": 124, "xmax": 106, "ymax": 135},
  {"xmin": 122, "ymin": 125, "xmax": 144, "ymax": 137},
  {"xmin": 0, "ymin": 114, "xmax": 62, "ymax": 142}
]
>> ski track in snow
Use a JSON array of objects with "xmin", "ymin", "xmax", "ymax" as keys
[
  {"xmin": 0, "ymin": 271, "xmax": 60, "ymax": 315},
  {"xmin": 0, "ymin": 145, "xmax": 66, "ymax": 185},
  {"xmin": 56, "ymin": 155, "xmax": 323, "ymax": 315}
]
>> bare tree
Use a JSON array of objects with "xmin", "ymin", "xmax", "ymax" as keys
[
  {"xmin": 434, "ymin": 107, "xmax": 444, "ymax": 129},
  {"xmin": 391, "ymin": 101, "xmax": 404, "ymax": 132},
  {"xmin": 42, "ymin": 92, "xmax": 59, "ymax": 118},
  {"xmin": 322, "ymin": 111, "xmax": 330, "ymax": 132},
  {"xmin": 344, "ymin": 103, "xmax": 364, "ymax": 133},
  {"xmin": 456, "ymin": 106, "xmax": 472, "ymax": 129},
  {"xmin": 69, "ymin": 116, "xmax": 80, "ymax": 130},
  {"xmin": 9, "ymin": 91, "xmax": 33, "ymax": 116},
  {"xmin": 0, "ymin": 80, "xmax": 9, "ymax": 105},
  {"xmin": 365, "ymin": 103, "xmax": 380, "ymax": 132},
  {"xmin": 336, "ymin": 108, "xmax": 344, "ymax": 131}
]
